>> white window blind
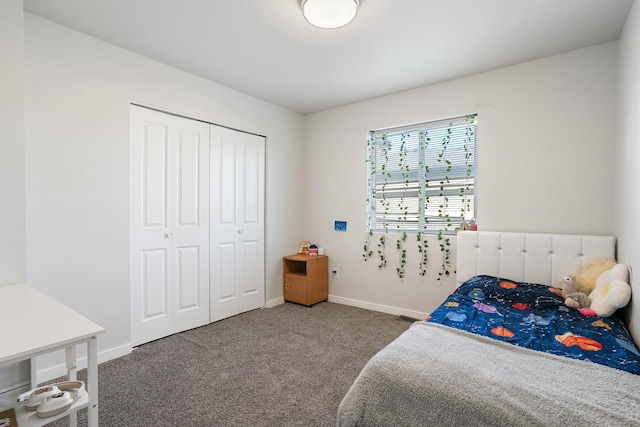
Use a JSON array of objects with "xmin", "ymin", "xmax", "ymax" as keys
[{"xmin": 367, "ymin": 114, "xmax": 477, "ymax": 234}]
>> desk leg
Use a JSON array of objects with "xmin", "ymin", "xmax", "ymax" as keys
[
  {"xmin": 30, "ymin": 358, "xmax": 38, "ymax": 389},
  {"xmin": 87, "ymin": 336, "xmax": 99, "ymax": 427},
  {"xmin": 65, "ymin": 346, "xmax": 78, "ymax": 427},
  {"xmin": 65, "ymin": 346, "xmax": 77, "ymax": 381}
]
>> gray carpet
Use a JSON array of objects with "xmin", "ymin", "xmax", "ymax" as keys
[{"xmin": 50, "ymin": 302, "xmax": 411, "ymax": 426}]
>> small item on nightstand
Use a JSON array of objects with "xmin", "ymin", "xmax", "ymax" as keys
[
  {"xmin": 309, "ymin": 244, "xmax": 319, "ymax": 256},
  {"xmin": 318, "ymin": 247, "xmax": 325, "ymax": 255},
  {"xmin": 455, "ymin": 221, "xmax": 468, "ymax": 234},
  {"xmin": 299, "ymin": 241, "xmax": 310, "ymax": 254},
  {"xmin": 468, "ymin": 218, "xmax": 477, "ymax": 231}
]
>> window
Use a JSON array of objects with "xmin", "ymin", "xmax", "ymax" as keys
[{"xmin": 366, "ymin": 114, "xmax": 477, "ymax": 234}]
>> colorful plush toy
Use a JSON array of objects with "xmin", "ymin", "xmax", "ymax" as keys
[{"xmin": 580, "ymin": 263, "xmax": 632, "ymax": 318}]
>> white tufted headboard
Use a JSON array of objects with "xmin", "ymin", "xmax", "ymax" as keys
[{"xmin": 456, "ymin": 231, "xmax": 616, "ymax": 288}]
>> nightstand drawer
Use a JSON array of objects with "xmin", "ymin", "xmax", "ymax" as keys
[{"xmin": 284, "ymin": 273, "xmax": 308, "ymax": 304}]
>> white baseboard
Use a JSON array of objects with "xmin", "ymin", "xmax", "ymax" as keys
[
  {"xmin": 265, "ymin": 296, "xmax": 284, "ymax": 308},
  {"xmin": 268, "ymin": 294, "xmax": 426, "ymax": 320},
  {"xmin": 36, "ymin": 343, "xmax": 132, "ymax": 384},
  {"xmin": 328, "ymin": 295, "xmax": 427, "ymax": 320}
]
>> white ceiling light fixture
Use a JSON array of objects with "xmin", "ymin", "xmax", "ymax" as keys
[{"xmin": 301, "ymin": 0, "xmax": 360, "ymax": 29}]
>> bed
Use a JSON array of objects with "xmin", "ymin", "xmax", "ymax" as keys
[{"xmin": 337, "ymin": 231, "xmax": 640, "ymax": 427}]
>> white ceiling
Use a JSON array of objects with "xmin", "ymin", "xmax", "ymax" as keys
[{"xmin": 23, "ymin": 0, "xmax": 634, "ymax": 115}]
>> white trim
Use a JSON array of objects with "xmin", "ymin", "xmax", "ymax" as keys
[
  {"xmin": 36, "ymin": 344, "xmax": 132, "ymax": 384},
  {"xmin": 270, "ymin": 294, "xmax": 427, "ymax": 319},
  {"xmin": 265, "ymin": 296, "xmax": 284, "ymax": 308},
  {"xmin": 328, "ymin": 295, "xmax": 427, "ymax": 320}
]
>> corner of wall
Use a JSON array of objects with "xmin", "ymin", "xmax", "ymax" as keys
[
  {"xmin": 615, "ymin": 0, "xmax": 640, "ymax": 344},
  {"xmin": 0, "ymin": 0, "xmax": 26, "ymax": 285}
]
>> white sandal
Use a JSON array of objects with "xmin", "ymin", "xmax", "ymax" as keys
[
  {"xmin": 18, "ymin": 381, "xmax": 86, "ymax": 418},
  {"xmin": 23, "ymin": 386, "xmax": 60, "ymax": 411},
  {"xmin": 36, "ymin": 391, "xmax": 73, "ymax": 418}
]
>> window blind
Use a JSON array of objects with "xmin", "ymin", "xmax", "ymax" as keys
[{"xmin": 367, "ymin": 115, "xmax": 477, "ymax": 234}]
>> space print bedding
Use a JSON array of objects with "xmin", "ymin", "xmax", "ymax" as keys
[
  {"xmin": 425, "ymin": 275, "xmax": 640, "ymax": 374},
  {"xmin": 337, "ymin": 232, "xmax": 640, "ymax": 427}
]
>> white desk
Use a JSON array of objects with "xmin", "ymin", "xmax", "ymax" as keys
[{"xmin": 0, "ymin": 283, "xmax": 104, "ymax": 427}]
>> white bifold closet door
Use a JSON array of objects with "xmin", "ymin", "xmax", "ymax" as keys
[
  {"xmin": 130, "ymin": 106, "xmax": 210, "ymax": 346},
  {"xmin": 209, "ymin": 125, "xmax": 265, "ymax": 322}
]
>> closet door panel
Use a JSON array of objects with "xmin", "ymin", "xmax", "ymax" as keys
[
  {"xmin": 240, "ymin": 240, "xmax": 259, "ymax": 296},
  {"xmin": 217, "ymin": 242, "xmax": 237, "ymax": 301},
  {"xmin": 236, "ymin": 133, "xmax": 265, "ymax": 313},
  {"xmin": 243, "ymin": 143, "xmax": 260, "ymax": 224},
  {"xmin": 210, "ymin": 125, "xmax": 265, "ymax": 322},
  {"xmin": 133, "ymin": 112, "xmax": 173, "ymax": 344},
  {"xmin": 176, "ymin": 129, "xmax": 201, "ymax": 226},
  {"xmin": 168, "ymin": 116, "xmax": 210, "ymax": 335},
  {"xmin": 219, "ymin": 138, "xmax": 237, "ymax": 224},
  {"xmin": 131, "ymin": 105, "xmax": 210, "ymax": 346},
  {"xmin": 143, "ymin": 123, "xmax": 168, "ymax": 228},
  {"xmin": 175, "ymin": 245, "xmax": 200, "ymax": 311},
  {"xmin": 210, "ymin": 131, "xmax": 241, "ymax": 321},
  {"xmin": 142, "ymin": 248, "xmax": 168, "ymax": 319}
]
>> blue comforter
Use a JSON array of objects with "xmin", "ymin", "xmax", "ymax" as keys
[{"xmin": 426, "ymin": 275, "xmax": 640, "ymax": 374}]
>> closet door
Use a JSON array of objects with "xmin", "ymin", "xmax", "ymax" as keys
[
  {"xmin": 130, "ymin": 106, "xmax": 210, "ymax": 346},
  {"xmin": 210, "ymin": 125, "xmax": 265, "ymax": 322}
]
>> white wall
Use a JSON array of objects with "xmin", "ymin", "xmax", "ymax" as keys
[
  {"xmin": 0, "ymin": 0, "xmax": 28, "ymax": 400},
  {"xmin": 0, "ymin": 0, "xmax": 26, "ymax": 285},
  {"xmin": 304, "ymin": 43, "xmax": 618, "ymax": 319},
  {"xmin": 24, "ymin": 13, "xmax": 305, "ymax": 378},
  {"xmin": 19, "ymin": 6, "xmax": 636, "ymax": 375},
  {"xmin": 617, "ymin": 0, "xmax": 640, "ymax": 344}
]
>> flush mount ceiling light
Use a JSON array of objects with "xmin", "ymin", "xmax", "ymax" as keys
[{"xmin": 301, "ymin": 0, "xmax": 359, "ymax": 29}]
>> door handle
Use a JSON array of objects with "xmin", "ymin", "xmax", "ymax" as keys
[
  {"xmin": 163, "ymin": 232, "xmax": 174, "ymax": 239},
  {"xmin": 237, "ymin": 228, "xmax": 244, "ymax": 234}
]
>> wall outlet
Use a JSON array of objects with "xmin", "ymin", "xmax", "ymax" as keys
[{"xmin": 331, "ymin": 268, "xmax": 340, "ymax": 279}]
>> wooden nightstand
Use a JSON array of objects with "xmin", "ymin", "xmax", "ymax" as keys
[{"xmin": 283, "ymin": 254, "xmax": 328, "ymax": 306}]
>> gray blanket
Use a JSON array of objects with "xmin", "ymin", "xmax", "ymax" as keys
[{"xmin": 337, "ymin": 322, "xmax": 640, "ymax": 427}]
